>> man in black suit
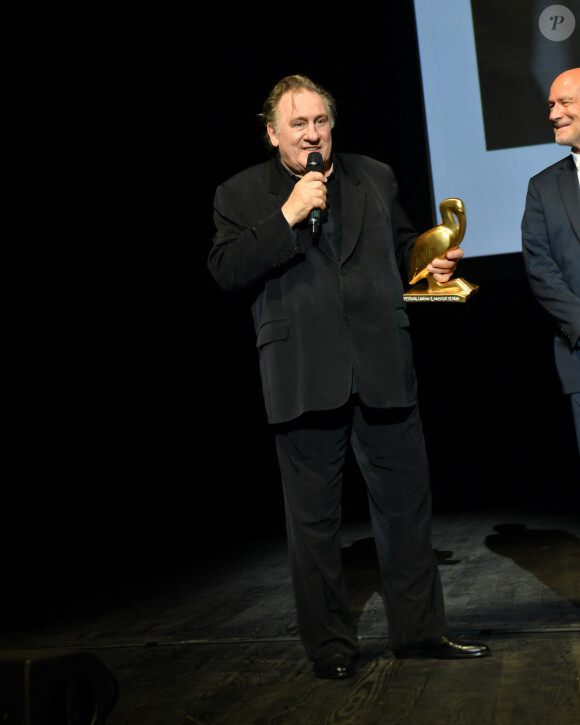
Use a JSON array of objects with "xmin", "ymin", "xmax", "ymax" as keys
[
  {"xmin": 522, "ymin": 68, "xmax": 580, "ymax": 455},
  {"xmin": 208, "ymin": 75, "xmax": 489, "ymax": 678}
]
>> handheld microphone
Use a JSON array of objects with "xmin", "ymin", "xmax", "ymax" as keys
[{"xmin": 306, "ymin": 151, "xmax": 324, "ymax": 236}]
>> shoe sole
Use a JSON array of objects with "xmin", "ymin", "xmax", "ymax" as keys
[{"xmin": 395, "ymin": 649, "xmax": 490, "ymax": 660}]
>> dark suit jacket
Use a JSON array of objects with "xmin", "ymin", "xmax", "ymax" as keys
[
  {"xmin": 208, "ymin": 153, "xmax": 420, "ymax": 424},
  {"xmin": 522, "ymin": 154, "xmax": 580, "ymax": 394}
]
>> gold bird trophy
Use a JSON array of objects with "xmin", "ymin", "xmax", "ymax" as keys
[{"xmin": 403, "ymin": 198, "xmax": 479, "ymax": 302}]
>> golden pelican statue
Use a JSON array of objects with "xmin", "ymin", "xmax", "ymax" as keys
[{"xmin": 405, "ymin": 197, "xmax": 478, "ymax": 301}]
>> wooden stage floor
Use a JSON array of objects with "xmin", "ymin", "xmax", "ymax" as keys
[{"xmin": 1, "ymin": 508, "xmax": 579, "ymax": 724}]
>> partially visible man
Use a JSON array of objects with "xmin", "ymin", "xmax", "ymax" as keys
[{"xmin": 522, "ymin": 68, "xmax": 580, "ymax": 455}]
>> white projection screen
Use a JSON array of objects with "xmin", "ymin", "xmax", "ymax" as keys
[{"xmin": 413, "ymin": 0, "xmax": 580, "ymax": 257}]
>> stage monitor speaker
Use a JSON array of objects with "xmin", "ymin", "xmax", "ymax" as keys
[{"xmin": 0, "ymin": 648, "xmax": 117, "ymax": 724}]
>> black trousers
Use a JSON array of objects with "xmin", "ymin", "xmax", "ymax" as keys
[{"xmin": 275, "ymin": 398, "xmax": 447, "ymax": 661}]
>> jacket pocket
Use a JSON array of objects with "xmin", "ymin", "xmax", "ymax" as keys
[{"xmin": 256, "ymin": 319, "xmax": 289, "ymax": 348}]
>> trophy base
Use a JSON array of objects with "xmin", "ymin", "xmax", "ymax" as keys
[{"xmin": 403, "ymin": 277, "xmax": 479, "ymax": 303}]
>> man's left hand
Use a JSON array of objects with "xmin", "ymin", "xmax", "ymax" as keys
[{"xmin": 427, "ymin": 246, "xmax": 464, "ymax": 283}]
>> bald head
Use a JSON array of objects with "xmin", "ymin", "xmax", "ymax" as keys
[{"xmin": 548, "ymin": 68, "xmax": 580, "ymax": 152}]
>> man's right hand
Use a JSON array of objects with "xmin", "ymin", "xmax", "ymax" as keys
[{"xmin": 281, "ymin": 172, "xmax": 327, "ymax": 228}]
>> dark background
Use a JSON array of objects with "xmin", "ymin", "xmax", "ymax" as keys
[{"xmin": 7, "ymin": 6, "xmax": 578, "ymax": 622}]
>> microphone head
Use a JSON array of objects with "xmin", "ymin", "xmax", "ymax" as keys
[{"xmin": 306, "ymin": 152, "xmax": 324, "ymax": 173}]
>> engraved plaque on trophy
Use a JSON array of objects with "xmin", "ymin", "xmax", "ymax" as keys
[{"xmin": 403, "ymin": 198, "xmax": 479, "ymax": 303}]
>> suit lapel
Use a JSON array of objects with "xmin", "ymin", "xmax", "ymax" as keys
[
  {"xmin": 267, "ymin": 155, "xmax": 294, "ymax": 209},
  {"xmin": 336, "ymin": 155, "xmax": 366, "ymax": 262},
  {"xmin": 558, "ymin": 156, "xmax": 580, "ymax": 241}
]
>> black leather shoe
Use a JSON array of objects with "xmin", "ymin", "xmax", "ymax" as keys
[
  {"xmin": 313, "ymin": 653, "xmax": 358, "ymax": 679},
  {"xmin": 394, "ymin": 635, "xmax": 490, "ymax": 660}
]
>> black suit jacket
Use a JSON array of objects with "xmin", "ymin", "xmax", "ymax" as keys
[
  {"xmin": 522, "ymin": 154, "xmax": 580, "ymax": 394},
  {"xmin": 208, "ymin": 153, "xmax": 420, "ymax": 424}
]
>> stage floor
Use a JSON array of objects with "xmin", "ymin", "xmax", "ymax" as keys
[{"xmin": 2, "ymin": 508, "xmax": 579, "ymax": 724}]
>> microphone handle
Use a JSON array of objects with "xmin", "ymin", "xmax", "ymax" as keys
[{"xmin": 306, "ymin": 152, "xmax": 324, "ymax": 235}]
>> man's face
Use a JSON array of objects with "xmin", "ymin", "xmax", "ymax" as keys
[
  {"xmin": 267, "ymin": 89, "xmax": 333, "ymax": 176},
  {"xmin": 549, "ymin": 69, "xmax": 580, "ymax": 152}
]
